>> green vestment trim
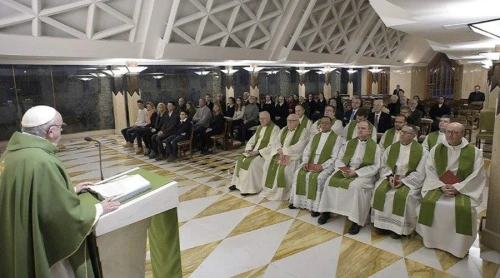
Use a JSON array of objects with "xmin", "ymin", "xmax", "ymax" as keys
[
  {"xmin": 264, "ymin": 126, "xmax": 304, "ymax": 189},
  {"xmin": 383, "ymin": 128, "xmax": 397, "ymax": 149},
  {"xmin": 328, "ymin": 138, "xmax": 376, "ymax": 189},
  {"xmin": 418, "ymin": 143, "xmax": 476, "ymax": 236},
  {"xmin": 346, "ymin": 120, "xmax": 358, "ymax": 140},
  {"xmin": 236, "ymin": 123, "xmax": 275, "ymax": 177},
  {"xmin": 296, "ymin": 132, "xmax": 338, "ymax": 200},
  {"xmin": 426, "ymin": 131, "xmax": 439, "ymax": 150}
]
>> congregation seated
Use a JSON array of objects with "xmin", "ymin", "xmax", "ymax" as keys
[
  {"xmin": 289, "ymin": 117, "xmax": 344, "ymax": 216},
  {"xmin": 164, "ymin": 111, "xmax": 191, "ymax": 162},
  {"xmin": 294, "ymin": 104, "xmax": 312, "ymax": 131},
  {"xmin": 402, "ymin": 103, "xmax": 422, "ymax": 127},
  {"xmin": 379, "ymin": 114, "xmax": 407, "ymax": 151},
  {"xmin": 192, "ymin": 98, "xmax": 212, "ymax": 150},
  {"xmin": 311, "ymin": 93, "xmax": 327, "ymax": 121},
  {"xmin": 422, "ymin": 115, "xmax": 451, "ymax": 151},
  {"xmin": 186, "ymin": 101, "xmax": 197, "ymax": 122},
  {"xmin": 229, "ymin": 111, "xmax": 280, "ymax": 195},
  {"xmin": 121, "ymin": 99, "xmax": 148, "ymax": 149},
  {"xmin": 225, "ymin": 97, "xmax": 235, "ymax": 118},
  {"xmin": 142, "ymin": 102, "xmax": 166, "ymax": 156},
  {"xmin": 428, "ymin": 96, "xmax": 451, "ymax": 131},
  {"xmin": 343, "ymin": 107, "xmax": 378, "ymax": 141},
  {"xmin": 318, "ymin": 121, "xmax": 382, "ymax": 235},
  {"xmin": 368, "ymin": 99, "xmax": 392, "ymax": 134},
  {"xmin": 149, "ymin": 101, "xmax": 179, "ymax": 160},
  {"xmin": 372, "ymin": 124, "xmax": 428, "ymax": 239},
  {"xmin": 343, "ymin": 96, "xmax": 361, "ymax": 126},
  {"xmin": 134, "ymin": 101, "xmax": 158, "ymax": 154},
  {"xmin": 387, "ymin": 95, "xmax": 401, "ymax": 116},
  {"xmin": 260, "ymin": 114, "xmax": 310, "ymax": 200},
  {"xmin": 238, "ymin": 96, "xmax": 259, "ymax": 143},
  {"xmin": 261, "ymin": 95, "xmax": 275, "ymax": 119},
  {"xmin": 416, "ymin": 122, "xmax": 486, "ymax": 258},
  {"xmin": 199, "ymin": 103, "xmax": 225, "ymax": 155},
  {"xmin": 310, "ymin": 105, "xmax": 343, "ymax": 136},
  {"xmin": 273, "ymin": 95, "xmax": 289, "ymax": 128}
]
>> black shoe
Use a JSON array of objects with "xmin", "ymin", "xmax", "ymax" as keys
[
  {"xmin": 240, "ymin": 193, "xmax": 250, "ymax": 196},
  {"xmin": 375, "ymin": 228, "xmax": 391, "ymax": 235},
  {"xmin": 390, "ymin": 232, "xmax": 402, "ymax": 239},
  {"xmin": 229, "ymin": 185, "xmax": 237, "ymax": 191},
  {"xmin": 288, "ymin": 204, "xmax": 297, "ymax": 209},
  {"xmin": 155, "ymin": 154, "xmax": 166, "ymax": 161},
  {"xmin": 317, "ymin": 212, "xmax": 330, "ymax": 225},
  {"xmin": 311, "ymin": 211, "xmax": 320, "ymax": 217},
  {"xmin": 167, "ymin": 155, "xmax": 177, "ymax": 162},
  {"xmin": 348, "ymin": 223, "xmax": 361, "ymax": 235},
  {"xmin": 148, "ymin": 151, "xmax": 157, "ymax": 159}
]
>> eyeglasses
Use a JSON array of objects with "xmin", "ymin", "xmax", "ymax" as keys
[
  {"xmin": 400, "ymin": 130, "xmax": 415, "ymax": 136},
  {"xmin": 287, "ymin": 120, "xmax": 298, "ymax": 122},
  {"xmin": 49, "ymin": 123, "xmax": 67, "ymax": 132},
  {"xmin": 445, "ymin": 131, "xmax": 463, "ymax": 135}
]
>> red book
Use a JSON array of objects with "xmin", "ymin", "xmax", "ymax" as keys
[{"xmin": 439, "ymin": 170, "xmax": 461, "ymax": 184}]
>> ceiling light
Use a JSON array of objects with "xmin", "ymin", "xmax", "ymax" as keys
[
  {"xmin": 296, "ymin": 69, "xmax": 310, "ymax": 75},
  {"xmin": 480, "ymin": 52, "xmax": 500, "ymax": 60},
  {"xmin": 368, "ymin": 67, "xmax": 383, "ymax": 73},
  {"xmin": 78, "ymin": 77, "xmax": 93, "ymax": 81},
  {"xmin": 103, "ymin": 67, "xmax": 128, "ymax": 77},
  {"xmin": 124, "ymin": 66, "xmax": 148, "ymax": 74},
  {"xmin": 221, "ymin": 68, "xmax": 238, "ymax": 75},
  {"xmin": 243, "ymin": 66, "xmax": 264, "ymax": 73},
  {"xmin": 152, "ymin": 75, "xmax": 164, "ymax": 79},
  {"xmin": 347, "ymin": 68, "xmax": 357, "ymax": 74},
  {"xmin": 320, "ymin": 67, "xmax": 336, "ymax": 74},
  {"xmin": 469, "ymin": 19, "xmax": 500, "ymax": 40},
  {"xmin": 461, "ymin": 55, "xmax": 486, "ymax": 59},
  {"xmin": 265, "ymin": 70, "xmax": 279, "ymax": 74},
  {"xmin": 89, "ymin": 73, "xmax": 107, "ymax": 77},
  {"xmin": 194, "ymin": 70, "xmax": 211, "ymax": 75}
]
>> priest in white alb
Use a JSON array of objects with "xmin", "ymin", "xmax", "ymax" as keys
[
  {"xmin": 289, "ymin": 117, "xmax": 344, "ymax": 216},
  {"xmin": 295, "ymin": 104, "xmax": 312, "ymax": 134},
  {"xmin": 416, "ymin": 122, "xmax": 485, "ymax": 258},
  {"xmin": 378, "ymin": 114, "xmax": 406, "ymax": 151},
  {"xmin": 422, "ymin": 115, "xmax": 451, "ymax": 151},
  {"xmin": 318, "ymin": 121, "xmax": 382, "ymax": 235},
  {"xmin": 229, "ymin": 111, "xmax": 280, "ymax": 195},
  {"xmin": 343, "ymin": 107, "xmax": 377, "ymax": 141},
  {"xmin": 260, "ymin": 114, "xmax": 310, "ymax": 200},
  {"xmin": 372, "ymin": 124, "xmax": 428, "ymax": 238},
  {"xmin": 309, "ymin": 105, "xmax": 344, "ymax": 136}
]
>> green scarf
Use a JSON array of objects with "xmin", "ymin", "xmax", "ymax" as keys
[
  {"xmin": 328, "ymin": 138, "xmax": 377, "ymax": 189},
  {"xmin": 236, "ymin": 123, "xmax": 275, "ymax": 177},
  {"xmin": 418, "ymin": 143, "xmax": 476, "ymax": 235},
  {"xmin": 296, "ymin": 131, "xmax": 338, "ymax": 199},
  {"xmin": 383, "ymin": 128, "xmax": 397, "ymax": 149},
  {"xmin": 426, "ymin": 131, "xmax": 440, "ymax": 150},
  {"xmin": 373, "ymin": 142, "xmax": 423, "ymax": 216},
  {"xmin": 264, "ymin": 126, "xmax": 304, "ymax": 189}
]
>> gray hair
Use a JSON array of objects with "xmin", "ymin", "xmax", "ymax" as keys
[{"xmin": 21, "ymin": 116, "xmax": 57, "ymax": 138}]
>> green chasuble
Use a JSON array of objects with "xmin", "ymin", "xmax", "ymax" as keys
[
  {"xmin": 418, "ymin": 143, "xmax": 476, "ymax": 236},
  {"xmin": 264, "ymin": 126, "xmax": 304, "ymax": 189},
  {"xmin": 372, "ymin": 142, "xmax": 423, "ymax": 216},
  {"xmin": 0, "ymin": 132, "xmax": 98, "ymax": 278},
  {"xmin": 382, "ymin": 128, "xmax": 397, "ymax": 149},
  {"xmin": 346, "ymin": 120, "xmax": 375, "ymax": 140},
  {"xmin": 328, "ymin": 138, "xmax": 377, "ymax": 189},
  {"xmin": 236, "ymin": 123, "xmax": 275, "ymax": 177},
  {"xmin": 296, "ymin": 131, "xmax": 338, "ymax": 200},
  {"xmin": 300, "ymin": 116, "xmax": 310, "ymax": 129},
  {"xmin": 426, "ymin": 131, "xmax": 440, "ymax": 150}
]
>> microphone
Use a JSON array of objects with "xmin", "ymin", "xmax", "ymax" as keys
[{"xmin": 84, "ymin": 137, "xmax": 104, "ymax": 181}]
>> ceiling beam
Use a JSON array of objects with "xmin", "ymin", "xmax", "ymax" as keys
[{"xmin": 343, "ymin": 7, "xmax": 379, "ymax": 63}]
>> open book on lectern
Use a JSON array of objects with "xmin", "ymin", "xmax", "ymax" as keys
[{"xmin": 88, "ymin": 174, "xmax": 151, "ymax": 202}]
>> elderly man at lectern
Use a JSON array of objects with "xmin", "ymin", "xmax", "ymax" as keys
[{"xmin": 0, "ymin": 106, "xmax": 120, "ymax": 278}]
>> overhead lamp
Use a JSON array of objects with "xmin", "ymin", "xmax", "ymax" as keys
[
  {"xmin": 194, "ymin": 70, "xmax": 211, "ymax": 75},
  {"xmin": 469, "ymin": 19, "xmax": 500, "ymax": 40},
  {"xmin": 152, "ymin": 75, "xmax": 164, "ymax": 79},
  {"xmin": 296, "ymin": 69, "xmax": 310, "ymax": 75},
  {"xmin": 347, "ymin": 68, "xmax": 358, "ymax": 74},
  {"xmin": 368, "ymin": 67, "xmax": 383, "ymax": 74},
  {"xmin": 221, "ymin": 67, "xmax": 238, "ymax": 75},
  {"xmin": 89, "ymin": 73, "xmax": 107, "ymax": 77},
  {"xmin": 243, "ymin": 66, "xmax": 264, "ymax": 73},
  {"xmin": 482, "ymin": 60, "xmax": 493, "ymax": 68},
  {"xmin": 124, "ymin": 66, "xmax": 148, "ymax": 74},
  {"xmin": 320, "ymin": 67, "xmax": 336, "ymax": 74},
  {"xmin": 265, "ymin": 70, "xmax": 279, "ymax": 74},
  {"xmin": 103, "ymin": 67, "xmax": 128, "ymax": 77},
  {"xmin": 78, "ymin": 77, "xmax": 93, "ymax": 81},
  {"xmin": 479, "ymin": 52, "xmax": 500, "ymax": 60}
]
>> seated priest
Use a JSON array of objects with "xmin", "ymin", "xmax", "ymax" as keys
[
  {"xmin": 229, "ymin": 111, "xmax": 280, "ymax": 196},
  {"xmin": 416, "ymin": 122, "xmax": 486, "ymax": 258},
  {"xmin": 343, "ymin": 107, "xmax": 377, "ymax": 141},
  {"xmin": 318, "ymin": 121, "xmax": 382, "ymax": 235},
  {"xmin": 259, "ymin": 114, "xmax": 310, "ymax": 200},
  {"xmin": 372, "ymin": 124, "xmax": 428, "ymax": 239},
  {"xmin": 378, "ymin": 114, "xmax": 407, "ymax": 151},
  {"xmin": 294, "ymin": 104, "xmax": 313, "ymax": 132},
  {"xmin": 309, "ymin": 105, "xmax": 344, "ymax": 137},
  {"xmin": 422, "ymin": 115, "xmax": 451, "ymax": 151},
  {"xmin": 289, "ymin": 117, "xmax": 344, "ymax": 216}
]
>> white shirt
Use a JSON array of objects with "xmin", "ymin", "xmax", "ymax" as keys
[{"xmin": 135, "ymin": 108, "xmax": 148, "ymax": 126}]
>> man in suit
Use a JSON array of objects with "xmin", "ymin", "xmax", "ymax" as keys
[
  {"xmin": 205, "ymin": 93, "xmax": 214, "ymax": 111},
  {"xmin": 343, "ymin": 96, "xmax": 361, "ymax": 126},
  {"xmin": 405, "ymin": 99, "xmax": 423, "ymax": 127},
  {"xmin": 429, "ymin": 96, "xmax": 451, "ymax": 131},
  {"xmin": 150, "ymin": 101, "xmax": 180, "ymax": 160},
  {"xmin": 387, "ymin": 95, "xmax": 401, "ymax": 116},
  {"xmin": 368, "ymin": 99, "xmax": 392, "ymax": 134},
  {"xmin": 165, "ymin": 110, "xmax": 192, "ymax": 161},
  {"xmin": 468, "ymin": 85, "xmax": 485, "ymax": 104},
  {"xmin": 393, "ymin": 84, "xmax": 401, "ymax": 95}
]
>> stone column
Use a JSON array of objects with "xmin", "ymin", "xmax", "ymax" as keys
[
  {"xmin": 298, "ymin": 73, "xmax": 306, "ymax": 98},
  {"xmin": 126, "ymin": 74, "xmax": 141, "ymax": 129},
  {"xmin": 323, "ymin": 71, "xmax": 332, "ymax": 99},
  {"xmin": 111, "ymin": 76, "xmax": 127, "ymax": 135},
  {"xmin": 249, "ymin": 69, "xmax": 260, "ymax": 98}
]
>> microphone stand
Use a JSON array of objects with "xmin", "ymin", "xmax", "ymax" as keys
[{"xmin": 84, "ymin": 137, "xmax": 104, "ymax": 180}]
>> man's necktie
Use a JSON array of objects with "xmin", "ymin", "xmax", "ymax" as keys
[{"xmin": 375, "ymin": 114, "xmax": 379, "ymax": 128}]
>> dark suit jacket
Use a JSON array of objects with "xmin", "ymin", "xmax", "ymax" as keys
[
  {"xmin": 343, "ymin": 109, "xmax": 358, "ymax": 126},
  {"xmin": 408, "ymin": 109, "xmax": 423, "ymax": 126},
  {"xmin": 154, "ymin": 112, "xmax": 167, "ymax": 130},
  {"xmin": 368, "ymin": 112, "xmax": 393, "ymax": 133},
  {"xmin": 175, "ymin": 120, "xmax": 192, "ymax": 138},
  {"xmin": 161, "ymin": 112, "xmax": 180, "ymax": 136},
  {"xmin": 209, "ymin": 113, "xmax": 226, "ymax": 135},
  {"xmin": 387, "ymin": 102, "xmax": 401, "ymax": 116},
  {"xmin": 429, "ymin": 104, "xmax": 451, "ymax": 120},
  {"xmin": 206, "ymin": 101, "xmax": 214, "ymax": 111},
  {"xmin": 468, "ymin": 92, "xmax": 485, "ymax": 103},
  {"xmin": 274, "ymin": 102, "xmax": 289, "ymax": 128},
  {"xmin": 262, "ymin": 102, "xmax": 275, "ymax": 118},
  {"xmin": 147, "ymin": 112, "xmax": 158, "ymax": 128},
  {"xmin": 225, "ymin": 105, "xmax": 235, "ymax": 118},
  {"xmin": 306, "ymin": 100, "xmax": 315, "ymax": 117}
]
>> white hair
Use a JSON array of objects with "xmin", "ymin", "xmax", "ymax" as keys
[{"xmin": 21, "ymin": 117, "xmax": 57, "ymax": 138}]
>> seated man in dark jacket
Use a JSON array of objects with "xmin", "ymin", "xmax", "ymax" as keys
[
  {"xmin": 428, "ymin": 96, "xmax": 451, "ymax": 131},
  {"xmin": 165, "ymin": 111, "xmax": 192, "ymax": 161},
  {"xmin": 150, "ymin": 101, "xmax": 179, "ymax": 160},
  {"xmin": 200, "ymin": 103, "xmax": 226, "ymax": 154}
]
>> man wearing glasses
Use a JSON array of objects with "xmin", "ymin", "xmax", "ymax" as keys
[
  {"xmin": 416, "ymin": 122, "xmax": 486, "ymax": 258},
  {"xmin": 0, "ymin": 105, "xmax": 120, "ymax": 277}
]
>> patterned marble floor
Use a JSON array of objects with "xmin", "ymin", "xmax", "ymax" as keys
[{"xmin": 56, "ymin": 135, "xmax": 500, "ymax": 278}]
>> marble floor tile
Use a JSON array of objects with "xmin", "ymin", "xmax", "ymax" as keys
[
  {"xmin": 369, "ymin": 259, "xmax": 409, "ymax": 278},
  {"xmin": 177, "ymin": 195, "xmax": 222, "ymax": 222},
  {"xmin": 404, "ymin": 259, "xmax": 455, "ymax": 278},
  {"xmin": 194, "ymin": 194, "xmax": 255, "ymax": 219},
  {"xmin": 179, "ymin": 184, "xmax": 223, "ymax": 202},
  {"xmin": 228, "ymin": 206, "xmax": 292, "ymax": 237},
  {"xmin": 406, "ymin": 246, "xmax": 443, "ymax": 271}
]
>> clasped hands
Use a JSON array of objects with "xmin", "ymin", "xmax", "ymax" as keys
[
  {"xmin": 388, "ymin": 175, "xmax": 403, "ymax": 189},
  {"xmin": 441, "ymin": 184, "xmax": 459, "ymax": 197},
  {"xmin": 245, "ymin": 150, "xmax": 260, "ymax": 156},
  {"xmin": 341, "ymin": 168, "xmax": 357, "ymax": 178}
]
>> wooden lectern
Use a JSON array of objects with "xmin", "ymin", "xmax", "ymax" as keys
[{"xmin": 80, "ymin": 167, "xmax": 182, "ymax": 278}]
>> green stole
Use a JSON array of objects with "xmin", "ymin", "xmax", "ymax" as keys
[
  {"xmin": 296, "ymin": 131, "xmax": 338, "ymax": 200},
  {"xmin": 346, "ymin": 120, "xmax": 375, "ymax": 140},
  {"xmin": 264, "ymin": 126, "xmax": 304, "ymax": 188},
  {"xmin": 328, "ymin": 138, "xmax": 377, "ymax": 189},
  {"xmin": 383, "ymin": 128, "xmax": 397, "ymax": 149},
  {"xmin": 426, "ymin": 131, "xmax": 440, "ymax": 150},
  {"xmin": 372, "ymin": 142, "xmax": 423, "ymax": 216},
  {"xmin": 236, "ymin": 123, "xmax": 275, "ymax": 177},
  {"xmin": 300, "ymin": 116, "xmax": 310, "ymax": 128},
  {"xmin": 418, "ymin": 143, "xmax": 476, "ymax": 236}
]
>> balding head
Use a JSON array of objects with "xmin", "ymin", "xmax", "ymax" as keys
[
  {"xmin": 373, "ymin": 99, "xmax": 383, "ymax": 112},
  {"xmin": 445, "ymin": 122, "xmax": 465, "ymax": 146},
  {"xmin": 259, "ymin": 111, "xmax": 271, "ymax": 126},
  {"xmin": 357, "ymin": 120, "xmax": 372, "ymax": 140},
  {"xmin": 287, "ymin": 114, "xmax": 299, "ymax": 130}
]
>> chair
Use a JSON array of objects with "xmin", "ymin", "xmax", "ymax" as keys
[
  {"xmin": 476, "ymin": 109, "xmax": 495, "ymax": 150},
  {"xmin": 177, "ymin": 124, "xmax": 194, "ymax": 162},
  {"xmin": 419, "ymin": 118, "xmax": 432, "ymax": 136},
  {"xmin": 210, "ymin": 121, "xmax": 230, "ymax": 153}
]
